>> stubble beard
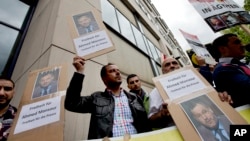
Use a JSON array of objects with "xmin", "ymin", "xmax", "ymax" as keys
[{"xmin": 0, "ymin": 99, "xmax": 11, "ymax": 110}]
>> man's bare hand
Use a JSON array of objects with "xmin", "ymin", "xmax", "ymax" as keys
[
  {"xmin": 218, "ymin": 91, "xmax": 233, "ymax": 104},
  {"xmin": 160, "ymin": 103, "xmax": 170, "ymax": 117},
  {"xmin": 73, "ymin": 56, "xmax": 85, "ymax": 74}
]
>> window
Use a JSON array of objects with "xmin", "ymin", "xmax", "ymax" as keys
[
  {"xmin": 147, "ymin": 40, "xmax": 160, "ymax": 63},
  {"xmin": 116, "ymin": 11, "xmax": 136, "ymax": 45},
  {"xmin": 0, "ymin": 25, "xmax": 19, "ymax": 74},
  {"xmin": 131, "ymin": 24, "xmax": 149, "ymax": 54},
  {"xmin": 0, "ymin": 0, "xmax": 38, "ymax": 76},
  {"xmin": 101, "ymin": 0, "xmax": 163, "ymax": 76},
  {"xmin": 150, "ymin": 59, "xmax": 160, "ymax": 76},
  {"xmin": 101, "ymin": 0, "xmax": 120, "ymax": 32}
]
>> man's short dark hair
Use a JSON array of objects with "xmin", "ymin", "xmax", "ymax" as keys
[
  {"xmin": 126, "ymin": 74, "xmax": 137, "ymax": 83},
  {"xmin": 212, "ymin": 33, "xmax": 238, "ymax": 61},
  {"xmin": 0, "ymin": 76, "xmax": 15, "ymax": 88},
  {"xmin": 100, "ymin": 63, "xmax": 115, "ymax": 79},
  {"xmin": 212, "ymin": 33, "xmax": 237, "ymax": 48}
]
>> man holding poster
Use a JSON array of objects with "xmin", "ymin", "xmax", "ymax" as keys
[
  {"xmin": 148, "ymin": 57, "xmax": 181, "ymax": 129},
  {"xmin": 64, "ymin": 56, "xmax": 151, "ymax": 139}
]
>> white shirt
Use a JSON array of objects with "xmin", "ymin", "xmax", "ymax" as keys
[{"xmin": 148, "ymin": 88, "xmax": 164, "ymax": 118}]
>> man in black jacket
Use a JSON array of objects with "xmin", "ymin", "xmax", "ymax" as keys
[
  {"xmin": 64, "ymin": 56, "xmax": 151, "ymax": 139},
  {"xmin": 212, "ymin": 33, "xmax": 249, "ymax": 107}
]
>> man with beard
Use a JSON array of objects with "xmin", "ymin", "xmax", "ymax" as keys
[
  {"xmin": 0, "ymin": 76, "xmax": 17, "ymax": 141},
  {"xmin": 186, "ymin": 101, "xmax": 230, "ymax": 141},
  {"xmin": 148, "ymin": 57, "xmax": 180, "ymax": 129},
  {"xmin": 64, "ymin": 56, "xmax": 151, "ymax": 139},
  {"xmin": 127, "ymin": 74, "xmax": 149, "ymax": 114}
]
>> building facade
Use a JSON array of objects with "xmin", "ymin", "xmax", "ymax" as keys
[{"xmin": 1, "ymin": 0, "xmax": 190, "ymax": 140}]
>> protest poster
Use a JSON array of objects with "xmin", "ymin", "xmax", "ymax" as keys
[
  {"xmin": 8, "ymin": 65, "xmax": 68, "ymax": 141},
  {"xmin": 152, "ymin": 66, "xmax": 248, "ymax": 140},
  {"xmin": 180, "ymin": 29, "xmax": 217, "ymax": 65},
  {"xmin": 188, "ymin": 0, "xmax": 250, "ymax": 32},
  {"xmin": 14, "ymin": 95, "xmax": 62, "ymax": 134},
  {"xmin": 82, "ymin": 105, "xmax": 250, "ymax": 141},
  {"xmin": 67, "ymin": 9, "xmax": 115, "ymax": 59}
]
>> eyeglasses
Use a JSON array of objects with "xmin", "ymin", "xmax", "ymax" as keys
[
  {"xmin": 0, "ymin": 86, "xmax": 13, "ymax": 91},
  {"xmin": 165, "ymin": 61, "xmax": 178, "ymax": 67}
]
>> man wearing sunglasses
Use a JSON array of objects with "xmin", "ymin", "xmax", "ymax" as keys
[
  {"xmin": 0, "ymin": 76, "xmax": 17, "ymax": 141},
  {"xmin": 212, "ymin": 33, "xmax": 250, "ymax": 108},
  {"xmin": 148, "ymin": 57, "xmax": 180, "ymax": 129}
]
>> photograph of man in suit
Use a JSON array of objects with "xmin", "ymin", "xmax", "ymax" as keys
[
  {"xmin": 181, "ymin": 95, "xmax": 231, "ymax": 141},
  {"xmin": 32, "ymin": 69, "xmax": 60, "ymax": 99},
  {"xmin": 73, "ymin": 11, "xmax": 99, "ymax": 36}
]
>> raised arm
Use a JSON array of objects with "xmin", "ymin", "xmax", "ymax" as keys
[{"xmin": 64, "ymin": 56, "xmax": 93, "ymax": 113}]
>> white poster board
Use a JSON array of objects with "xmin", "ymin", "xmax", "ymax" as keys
[
  {"xmin": 180, "ymin": 29, "xmax": 217, "ymax": 65},
  {"xmin": 14, "ymin": 96, "xmax": 62, "ymax": 134},
  {"xmin": 188, "ymin": 0, "xmax": 250, "ymax": 32},
  {"xmin": 68, "ymin": 9, "xmax": 115, "ymax": 59},
  {"xmin": 158, "ymin": 69, "xmax": 206, "ymax": 101}
]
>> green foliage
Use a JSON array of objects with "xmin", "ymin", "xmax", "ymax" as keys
[{"xmin": 244, "ymin": 0, "xmax": 250, "ymax": 11}]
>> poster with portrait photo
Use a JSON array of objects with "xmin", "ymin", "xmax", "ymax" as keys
[
  {"xmin": 67, "ymin": 9, "xmax": 115, "ymax": 60},
  {"xmin": 188, "ymin": 0, "xmax": 250, "ymax": 33},
  {"xmin": 31, "ymin": 67, "xmax": 61, "ymax": 99},
  {"xmin": 237, "ymin": 11, "xmax": 250, "ymax": 23},
  {"xmin": 220, "ymin": 12, "xmax": 240, "ymax": 26},
  {"xmin": 206, "ymin": 15, "xmax": 227, "ymax": 32},
  {"xmin": 7, "ymin": 64, "xmax": 68, "ymax": 141},
  {"xmin": 72, "ymin": 11, "xmax": 100, "ymax": 36},
  {"xmin": 153, "ymin": 66, "xmax": 248, "ymax": 140},
  {"xmin": 180, "ymin": 94, "xmax": 232, "ymax": 141}
]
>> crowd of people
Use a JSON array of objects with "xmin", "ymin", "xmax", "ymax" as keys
[
  {"xmin": 64, "ymin": 33, "xmax": 250, "ymax": 140},
  {"xmin": 1, "ymin": 33, "xmax": 250, "ymax": 140}
]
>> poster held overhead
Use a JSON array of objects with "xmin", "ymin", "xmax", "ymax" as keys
[
  {"xmin": 188, "ymin": 0, "xmax": 250, "ymax": 32},
  {"xmin": 67, "ymin": 9, "xmax": 115, "ymax": 59},
  {"xmin": 180, "ymin": 29, "xmax": 217, "ymax": 65}
]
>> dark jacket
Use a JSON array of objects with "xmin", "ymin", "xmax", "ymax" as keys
[
  {"xmin": 64, "ymin": 72, "xmax": 151, "ymax": 139},
  {"xmin": 213, "ymin": 62, "xmax": 250, "ymax": 108},
  {"xmin": 199, "ymin": 65, "xmax": 214, "ymax": 86}
]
